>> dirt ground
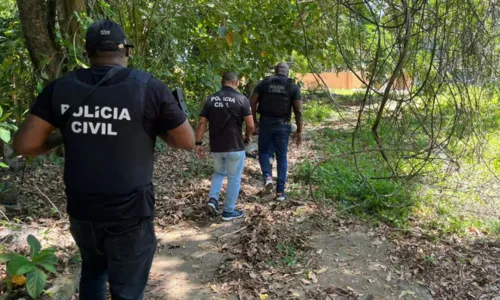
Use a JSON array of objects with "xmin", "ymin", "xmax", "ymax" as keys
[{"xmin": 1, "ymin": 122, "xmax": 498, "ymax": 300}]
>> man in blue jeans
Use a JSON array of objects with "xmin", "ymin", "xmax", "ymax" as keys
[
  {"xmin": 195, "ymin": 72, "xmax": 255, "ymax": 220},
  {"xmin": 13, "ymin": 20, "xmax": 194, "ymax": 299},
  {"xmin": 250, "ymin": 62, "xmax": 303, "ymax": 201}
]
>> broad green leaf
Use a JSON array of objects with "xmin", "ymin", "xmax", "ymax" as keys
[
  {"xmin": 0, "ymin": 123, "xmax": 18, "ymax": 130},
  {"xmin": 0, "ymin": 105, "xmax": 3, "ymax": 118},
  {"xmin": 0, "ymin": 253, "xmax": 22, "ymax": 262},
  {"xmin": 39, "ymin": 263, "xmax": 56, "ymax": 274},
  {"xmin": 26, "ymin": 268, "xmax": 47, "ymax": 299},
  {"xmin": 27, "ymin": 235, "xmax": 41, "ymax": 258},
  {"xmin": 0, "ymin": 112, "xmax": 12, "ymax": 122},
  {"xmin": 33, "ymin": 249, "xmax": 57, "ymax": 265},
  {"xmin": 0, "ymin": 128, "xmax": 11, "ymax": 143},
  {"xmin": 40, "ymin": 71, "xmax": 49, "ymax": 80},
  {"xmin": 7, "ymin": 257, "xmax": 35, "ymax": 276},
  {"xmin": 0, "ymin": 162, "xmax": 7, "ymax": 168}
]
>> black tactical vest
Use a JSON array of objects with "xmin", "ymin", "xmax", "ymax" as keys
[
  {"xmin": 52, "ymin": 69, "xmax": 155, "ymax": 195},
  {"xmin": 257, "ymin": 75, "xmax": 295, "ymax": 120}
]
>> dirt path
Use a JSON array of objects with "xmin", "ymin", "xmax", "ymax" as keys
[{"xmin": 141, "ymin": 127, "xmax": 432, "ymax": 300}]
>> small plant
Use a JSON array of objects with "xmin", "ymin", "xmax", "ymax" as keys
[
  {"xmin": 424, "ymin": 255, "xmax": 437, "ymax": 265},
  {"xmin": 0, "ymin": 234, "xmax": 58, "ymax": 298},
  {"xmin": 277, "ymin": 244, "xmax": 298, "ymax": 266}
]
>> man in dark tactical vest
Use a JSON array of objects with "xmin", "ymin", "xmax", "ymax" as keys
[
  {"xmin": 195, "ymin": 72, "xmax": 255, "ymax": 220},
  {"xmin": 13, "ymin": 20, "xmax": 194, "ymax": 300},
  {"xmin": 250, "ymin": 62, "xmax": 303, "ymax": 201}
]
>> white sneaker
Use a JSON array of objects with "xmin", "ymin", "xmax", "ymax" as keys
[
  {"xmin": 275, "ymin": 193, "xmax": 286, "ymax": 202},
  {"xmin": 265, "ymin": 178, "xmax": 274, "ymax": 192}
]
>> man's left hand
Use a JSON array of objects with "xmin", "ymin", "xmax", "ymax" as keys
[{"xmin": 294, "ymin": 132, "xmax": 302, "ymax": 146}]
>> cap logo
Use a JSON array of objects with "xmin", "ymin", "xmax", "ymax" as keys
[{"xmin": 100, "ymin": 29, "xmax": 111, "ymax": 35}]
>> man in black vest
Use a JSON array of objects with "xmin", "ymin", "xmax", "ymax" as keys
[
  {"xmin": 250, "ymin": 62, "xmax": 303, "ymax": 201},
  {"xmin": 13, "ymin": 20, "xmax": 194, "ymax": 300},
  {"xmin": 195, "ymin": 72, "xmax": 254, "ymax": 220}
]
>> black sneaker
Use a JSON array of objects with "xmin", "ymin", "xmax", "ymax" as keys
[
  {"xmin": 221, "ymin": 209, "xmax": 244, "ymax": 221},
  {"xmin": 207, "ymin": 198, "xmax": 219, "ymax": 214}
]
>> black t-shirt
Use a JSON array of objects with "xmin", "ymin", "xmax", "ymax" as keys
[
  {"xmin": 200, "ymin": 86, "xmax": 252, "ymax": 152},
  {"xmin": 31, "ymin": 66, "xmax": 186, "ymax": 221}
]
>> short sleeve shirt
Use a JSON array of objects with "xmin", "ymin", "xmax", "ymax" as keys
[{"xmin": 200, "ymin": 86, "xmax": 251, "ymax": 152}]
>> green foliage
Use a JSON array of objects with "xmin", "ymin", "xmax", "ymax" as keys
[
  {"xmin": 0, "ymin": 234, "xmax": 58, "ymax": 298},
  {"xmin": 303, "ymin": 101, "xmax": 333, "ymax": 124}
]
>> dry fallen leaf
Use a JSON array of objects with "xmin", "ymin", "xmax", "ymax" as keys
[
  {"xmin": 308, "ymin": 271, "xmax": 318, "ymax": 283},
  {"xmin": 383, "ymin": 273, "xmax": 391, "ymax": 284},
  {"xmin": 399, "ymin": 290, "xmax": 417, "ymax": 298},
  {"xmin": 301, "ymin": 278, "xmax": 311, "ymax": 285},
  {"xmin": 316, "ymin": 267, "xmax": 328, "ymax": 274},
  {"xmin": 209, "ymin": 284, "xmax": 218, "ymax": 293},
  {"xmin": 316, "ymin": 249, "xmax": 323, "ymax": 254}
]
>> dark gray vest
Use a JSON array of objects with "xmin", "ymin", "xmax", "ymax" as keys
[{"xmin": 257, "ymin": 75, "xmax": 294, "ymax": 120}]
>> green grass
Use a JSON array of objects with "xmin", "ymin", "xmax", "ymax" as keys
[
  {"xmin": 296, "ymin": 95, "xmax": 500, "ymax": 237},
  {"xmin": 295, "ymin": 127, "xmax": 416, "ymax": 228},
  {"xmin": 303, "ymin": 101, "xmax": 334, "ymax": 124}
]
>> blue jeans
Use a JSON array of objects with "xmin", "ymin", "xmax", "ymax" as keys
[
  {"xmin": 70, "ymin": 217, "xmax": 156, "ymax": 300},
  {"xmin": 258, "ymin": 117, "xmax": 292, "ymax": 194},
  {"xmin": 209, "ymin": 151, "xmax": 246, "ymax": 212}
]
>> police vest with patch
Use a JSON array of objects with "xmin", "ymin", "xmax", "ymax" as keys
[
  {"xmin": 52, "ymin": 69, "xmax": 154, "ymax": 195},
  {"xmin": 257, "ymin": 75, "xmax": 295, "ymax": 120}
]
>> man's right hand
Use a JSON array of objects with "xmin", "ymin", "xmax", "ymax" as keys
[{"xmin": 195, "ymin": 145, "xmax": 206, "ymax": 159}]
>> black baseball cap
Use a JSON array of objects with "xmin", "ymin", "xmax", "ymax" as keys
[{"xmin": 85, "ymin": 19, "xmax": 134, "ymax": 51}]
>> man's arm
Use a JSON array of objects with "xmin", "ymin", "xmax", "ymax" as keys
[
  {"xmin": 195, "ymin": 116, "xmax": 208, "ymax": 143},
  {"xmin": 250, "ymin": 93, "xmax": 259, "ymax": 132},
  {"xmin": 292, "ymin": 100, "xmax": 303, "ymax": 134},
  {"xmin": 13, "ymin": 115, "xmax": 61, "ymax": 156},
  {"xmin": 292, "ymin": 86, "xmax": 303, "ymax": 146},
  {"xmin": 159, "ymin": 120, "xmax": 195, "ymax": 150},
  {"xmin": 244, "ymin": 115, "xmax": 255, "ymax": 142},
  {"xmin": 194, "ymin": 116, "xmax": 208, "ymax": 158}
]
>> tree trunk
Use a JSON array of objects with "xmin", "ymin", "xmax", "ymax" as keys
[
  {"xmin": 16, "ymin": 0, "xmax": 63, "ymax": 83},
  {"xmin": 57, "ymin": 0, "xmax": 86, "ymax": 44}
]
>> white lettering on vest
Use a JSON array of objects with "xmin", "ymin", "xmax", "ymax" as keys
[
  {"xmin": 118, "ymin": 109, "xmax": 131, "ymax": 121},
  {"xmin": 84, "ymin": 106, "xmax": 94, "ymax": 118},
  {"xmin": 61, "ymin": 105, "xmax": 131, "ymax": 136},
  {"xmin": 108, "ymin": 123, "xmax": 117, "ymax": 135},
  {"xmin": 71, "ymin": 121, "xmax": 82, "ymax": 133},
  {"xmin": 101, "ymin": 107, "xmax": 112, "ymax": 119},
  {"xmin": 74, "ymin": 107, "xmax": 83, "ymax": 117},
  {"xmin": 89, "ymin": 122, "xmax": 100, "ymax": 134},
  {"xmin": 61, "ymin": 104, "xmax": 70, "ymax": 114}
]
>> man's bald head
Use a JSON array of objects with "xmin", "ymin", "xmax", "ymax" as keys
[
  {"xmin": 275, "ymin": 62, "xmax": 289, "ymax": 76},
  {"xmin": 222, "ymin": 72, "xmax": 239, "ymax": 89}
]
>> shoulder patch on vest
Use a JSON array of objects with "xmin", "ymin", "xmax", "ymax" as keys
[{"xmin": 128, "ymin": 70, "xmax": 152, "ymax": 85}]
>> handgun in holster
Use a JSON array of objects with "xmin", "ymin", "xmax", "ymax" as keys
[{"xmin": 172, "ymin": 88, "xmax": 190, "ymax": 117}]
